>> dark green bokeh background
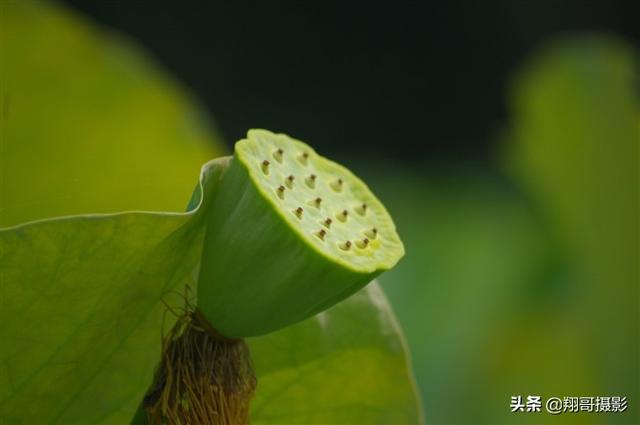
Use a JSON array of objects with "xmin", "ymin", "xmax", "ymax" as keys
[
  {"xmin": 63, "ymin": 1, "xmax": 638, "ymax": 163},
  {"xmin": 5, "ymin": 1, "xmax": 640, "ymax": 424}
]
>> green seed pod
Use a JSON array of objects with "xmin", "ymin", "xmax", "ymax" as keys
[{"xmin": 198, "ymin": 129, "xmax": 404, "ymax": 337}]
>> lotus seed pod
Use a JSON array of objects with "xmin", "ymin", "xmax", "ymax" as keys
[{"xmin": 198, "ymin": 129, "xmax": 404, "ymax": 337}]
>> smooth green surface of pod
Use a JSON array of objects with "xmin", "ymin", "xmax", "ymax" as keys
[{"xmin": 198, "ymin": 129, "xmax": 404, "ymax": 337}]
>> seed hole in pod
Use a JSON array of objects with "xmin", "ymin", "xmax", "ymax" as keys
[
  {"xmin": 298, "ymin": 152, "xmax": 309, "ymax": 165},
  {"xmin": 339, "ymin": 240, "xmax": 352, "ymax": 251},
  {"xmin": 322, "ymin": 218, "xmax": 332, "ymax": 228},
  {"xmin": 336, "ymin": 209, "xmax": 349, "ymax": 222},
  {"xmin": 294, "ymin": 207, "xmax": 304, "ymax": 219},
  {"xmin": 330, "ymin": 178, "xmax": 343, "ymax": 192},
  {"xmin": 285, "ymin": 175, "xmax": 295, "ymax": 189},
  {"xmin": 261, "ymin": 160, "xmax": 270, "ymax": 175},
  {"xmin": 276, "ymin": 185, "xmax": 286, "ymax": 200},
  {"xmin": 310, "ymin": 197, "xmax": 322, "ymax": 208},
  {"xmin": 314, "ymin": 229, "xmax": 326, "ymax": 241},
  {"xmin": 355, "ymin": 203, "xmax": 368, "ymax": 216},
  {"xmin": 305, "ymin": 174, "xmax": 317, "ymax": 188},
  {"xmin": 363, "ymin": 227, "xmax": 378, "ymax": 239},
  {"xmin": 273, "ymin": 148, "xmax": 284, "ymax": 163},
  {"xmin": 355, "ymin": 238, "xmax": 370, "ymax": 249}
]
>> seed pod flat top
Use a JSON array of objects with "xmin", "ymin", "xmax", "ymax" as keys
[
  {"xmin": 236, "ymin": 129, "xmax": 404, "ymax": 273},
  {"xmin": 198, "ymin": 129, "xmax": 405, "ymax": 337}
]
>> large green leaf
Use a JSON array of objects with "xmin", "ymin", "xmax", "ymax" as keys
[
  {"xmin": 0, "ymin": 158, "xmax": 422, "ymax": 425},
  {"xmin": 0, "ymin": 158, "xmax": 224, "ymax": 424},
  {"xmin": 0, "ymin": 2, "xmax": 422, "ymax": 424},
  {"xmin": 249, "ymin": 282, "xmax": 422, "ymax": 424}
]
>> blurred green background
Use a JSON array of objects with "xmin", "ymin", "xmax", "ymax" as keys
[{"xmin": 1, "ymin": 1, "xmax": 638, "ymax": 424}]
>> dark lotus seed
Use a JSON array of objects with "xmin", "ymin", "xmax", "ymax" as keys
[
  {"xmin": 364, "ymin": 227, "xmax": 378, "ymax": 239},
  {"xmin": 261, "ymin": 160, "xmax": 270, "ymax": 174},
  {"xmin": 286, "ymin": 175, "xmax": 295, "ymax": 187},
  {"xmin": 356, "ymin": 238, "xmax": 370, "ymax": 249},
  {"xmin": 339, "ymin": 240, "xmax": 352, "ymax": 250},
  {"xmin": 305, "ymin": 174, "xmax": 316, "ymax": 188}
]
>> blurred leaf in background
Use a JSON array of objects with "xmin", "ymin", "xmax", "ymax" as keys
[
  {"xmin": 367, "ymin": 35, "xmax": 638, "ymax": 424},
  {"xmin": 365, "ymin": 166, "xmax": 556, "ymax": 424},
  {"xmin": 0, "ymin": 0, "xmax": 225, "ymax": 227},
  {"xmin": 504, "ymin": 36, "xmax": 639, "ymax": 424}
]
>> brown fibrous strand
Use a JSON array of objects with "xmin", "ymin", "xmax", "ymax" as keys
[{"xmin": 143, "ymin": 310, "xmax": 256, "ymax": 425}]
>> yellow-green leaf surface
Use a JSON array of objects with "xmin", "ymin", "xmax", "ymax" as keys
[
  {"xmin": 0, "ymin": 0, "xmax": 223, "ymax": 227},
  {"xmin": 0, "ymin": 2, "xmax": 422, "ymax": 424},
  {"xmin": 0, "ymin": 158, "xmax": 225, "ymax": 424},
  {"xmin": 249, "ymin": 282, "xmax": 422, "ymax": 424}
]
